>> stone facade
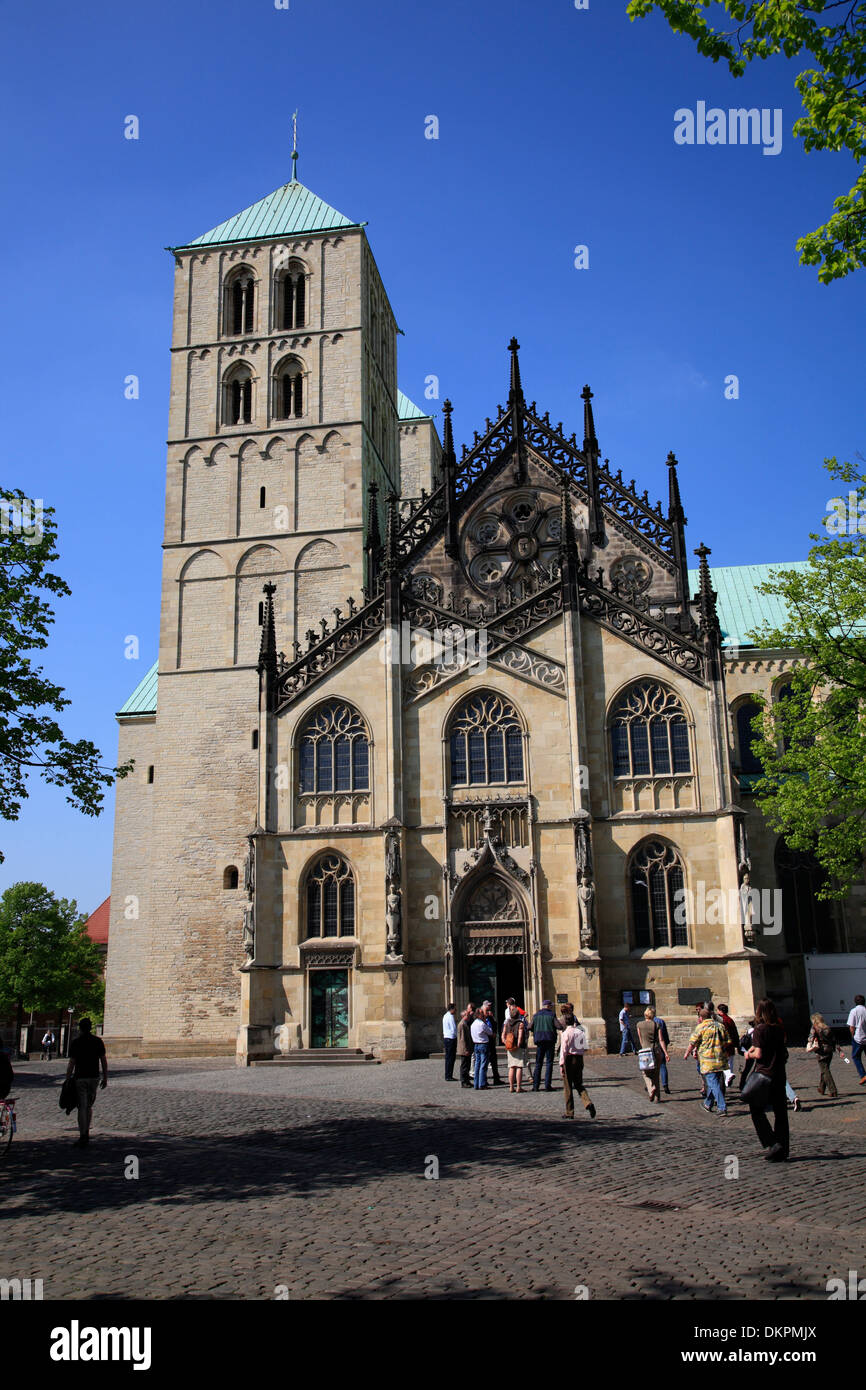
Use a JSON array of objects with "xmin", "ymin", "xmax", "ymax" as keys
[{"xmin": 103, "ymin": 178, "xmax": 865, "ymax": 1061}]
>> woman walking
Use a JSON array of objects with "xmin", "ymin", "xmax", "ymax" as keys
[
  {"xmin": 744, "ymin": 998, "xmax": 790, "ymax": 1162},
  {"xmin": 807, "ymin": 1012, "xmax": 839, "ymax": 1099},
  {"xmin": 636, "ymin": 1006, "xmax": 668, "ymax": 1103}
]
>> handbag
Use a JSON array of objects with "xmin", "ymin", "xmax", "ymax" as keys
[
  {"xmin": 740, "ymin": 1068, "xmax": 773, "ymax": 1107},
  {"xmin": 59, "ymin": 1077, "xmax": 77, "ymax": 1114},
  {"xmin": 638, "ymin": 1047, "xmax": 655, "ymax": 1071},
  {"xmin": 806, "ymin": 1036, "xmax": 819, "ymax": 1052}
]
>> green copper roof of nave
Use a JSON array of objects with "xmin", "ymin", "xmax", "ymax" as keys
[
  {"xmin": 119, "ymin": 562, "xmax": 811, "ymax": 718},
  {"xmin": 174, "ymin": 178, "xmax": 360, "ymax": 250},
  {"xmin": 686, "ymin": 561, "xmax": 809, "ymax": 649},
  {"xmin": 397, "ymin": 391, "xmax": 429, "ymax": 421}
]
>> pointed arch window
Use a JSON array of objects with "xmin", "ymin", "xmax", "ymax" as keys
[
  {"xmin": 735, "ymin": 699, "xmax": 763, "ymax": 776},
  {"xmin": 276, "ymin": 260, "xmax": 307, "ymax": 330},
  {"xmin": 630, "ymin": 839, "xmax": 687, "ymax": 948},
  {"xmin": 274, "ymin": 357, "xmax": 304, "ymax": 420},
  {"xmin": 610, "ymin": 680, "xmax": 691, "ymax": 779},
  {"xmin": 298, "ymin": 701, "xmax": 370, "ymax": 795},
  {"xmin": 449, "ymin": 692, "xmax": 525, "ymax": 788},
  {"xmin": 224, "ymin": 268, "xmax": 255, "ymax": 336},
  {"xmin": 224, "ymin": 364, "xmax": 252, "ymax": 425},
  {"xmin": 306, "ymin": 852, "xmax": 355, "ymax": 938}
]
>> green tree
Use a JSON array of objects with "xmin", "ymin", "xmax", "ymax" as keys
[
  {"xmin": 746, "ymin": 456, "xmax": 866, "ymax": 897},
  {"xmin": 0, "ymin": 882, "xmax": 104, "ymax": 1045},
  {"xmin": 0, "ymin": 488, "xmax": 132, "ymax": 862},
  {"xmin": 627, "ymin": 0, "xmax": 866, "ymax": 283}
]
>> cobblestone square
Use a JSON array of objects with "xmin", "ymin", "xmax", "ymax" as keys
[{"xmin": 2, "ymin": 1049, "xmax": 863, "ymax": 1302}]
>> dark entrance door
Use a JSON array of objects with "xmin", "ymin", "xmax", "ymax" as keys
[
  {"xmin": 309, "ymin": 969, "xmax": 349, "ymax": 1048},
  {"xmin": 468, "ymin": 956, "xmax": 525, "ymax": 1020}
]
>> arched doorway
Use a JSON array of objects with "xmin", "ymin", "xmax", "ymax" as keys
[{"xmin": 454, "ymin": 875, "xmax": 528, "ymax": 1019}]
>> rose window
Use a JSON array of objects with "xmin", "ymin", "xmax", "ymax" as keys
[{"xmin": 463, "ymin": 489, "xmax": 573, "ymax": 593}]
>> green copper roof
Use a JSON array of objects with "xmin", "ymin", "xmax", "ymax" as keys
[
  {"xmin": 174, "ymin": 179, "xmax": 359, "ymax": 250},
  {"xmin": 117, "ymin": 661, "xmax": 158, "ymax": 717},
  {"xmin": 687, "ymin": 562, "xmax": 808, "ymax": 649},
  {"xmin": 397, "ymin": 390, "xmax": 430, "ymax": 421}
]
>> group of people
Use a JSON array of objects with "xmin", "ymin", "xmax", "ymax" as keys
[{"xmin": 442, "ymin": 999, "xmax": 596, "ymax": 1118}]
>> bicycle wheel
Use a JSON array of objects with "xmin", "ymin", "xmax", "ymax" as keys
[{"xmin": 0, "ymin": 1104, "xmax": 12, "ymax": 1156}]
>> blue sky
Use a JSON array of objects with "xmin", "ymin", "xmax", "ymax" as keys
[{"xmin": 1, "ymin": 0, "xmax": 863, "ymax": 912}]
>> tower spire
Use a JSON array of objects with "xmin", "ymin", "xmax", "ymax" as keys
[
  {"xmin": 257, "ymin": 582, "xmax": 278, "ymax": 682},
  {"xmin": 508, "ymin": 337, "xmax": 524, "ymax": 406},
  {"xmin": 667, "ymin": 451, "xmax": 690, "ymax": 627},
  {"xmin": 581, "ymin": 384, "xmax": 604, "ymax": 546},
  {"xmin": 442, "ymin": 399, "xmax": 459, "ymax": 558},
  {"xmin": 291, "ymin": 110, "xmax": 299, "ymax": 183},
  {"xmin": 694, "ymin": 542, "xmax": 719, "ymax": 631}
]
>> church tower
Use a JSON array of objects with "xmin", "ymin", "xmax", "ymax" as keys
[{"xmin": 104, "ymin": 159, "xmax": 439, "ymax": 1054}]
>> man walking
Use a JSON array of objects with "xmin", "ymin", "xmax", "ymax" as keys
[
  {"xmin": 470, "ymin": 1008, "xmax": 493, "ymax": 1090},
  {"xmin": 848, "ymin": 994, "xmax": 866, "ymax": 1084},
  {"xmin": 442, "ymin": 1001, "xmax": 458, "ymax": 1082},
  {"xmin": 530, "ymin": 999, "xmax": 558, "ymax": 1092},
  {"xmin": 717, "ymin": 1002, "xmax": 740, "ymax": 1088},
  {"xmin": 618, "ymin": 1002, "xmax": 635, "ymax": 1055},
  {"xmin": 65, "ymin": 1018, "xmax": 107, "ymax": 1149},
  {"xmin": 685, "ymin": 1007, "xmax": 730, "ymax": 1116},
  {"xmin": 560, "ymin": 1014, "xmax": 596, "ymax": 1119},
  {"xmin": 456, "ymin": 1003, "xmax": 474, "ymax": 1088},
  {"xmin": 41, "ymin": 1028, "xmax": 56, "ymax": 1061},
  {"xmin": 655, "ymin": 1012, "xmax": 671, "ymax": 1093}
]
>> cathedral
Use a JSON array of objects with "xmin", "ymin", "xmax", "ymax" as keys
[{"xmin": 103, "ymin": 164, "xmax": 864, "ymax": 1061}]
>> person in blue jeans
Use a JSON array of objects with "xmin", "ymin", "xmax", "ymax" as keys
[
  {"xmin": 618, "ymin": 1004, "xmax": 635, "ymax": 1055},
  {"xmin": 530, "ymin": 1000, "xmax": 558, "ymax": 1091},
  {"xmin": 470, "ymin": 1010, "xmax": 493, "ymax": 1090},
  {"xmin": 655, "ymin": 1014, "xmax": 671, "ymax": 1092}
]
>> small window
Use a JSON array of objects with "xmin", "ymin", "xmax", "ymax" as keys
[
  {"xmin": 224, "ymin": 269, "xmax": 255, "ymax": 336},
  {"xmin": 224, "ymin": 866, "xmax": 239, "ymax": 890},
  {"xmin": 252, "ymin": 730, "xmax": 259, "ymax": 750},
  {"xmin": 277, "ymin": 261, "xmax": 306, "ymax": 331},
  {"xmin": 147, "ymin": 765, "xmax": 154, "ymax": 784},
  {"xmin": 258, "ymin": 601, "xmax": 264, "ymax": 625},
  {"xmin": 259, "ymin": 486, "xmax": 266, "ymax": 508},
  {"xmin": 223, "ymin": 365, "xmax": 253, "ymax": 425}
]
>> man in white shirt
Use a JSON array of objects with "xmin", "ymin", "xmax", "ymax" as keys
[
  {"xmin": 848, "ymin": 994, "xmax": 866, "ymax": 1083},
  {"xmin": 618, "ymin": 1003, "xmax": 635, "ymax": 1055},
  {"xmin": 442, "ymin": 1003, "xmax": 458, "ymax": 1081},
  {"xmin": 470, "ymin": 1011, "xmax": 493, "ymax": 1090}
]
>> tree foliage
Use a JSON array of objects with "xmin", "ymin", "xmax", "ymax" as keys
[
  {"xmin": 0, "ymin": 881, "xmax": 105, "ymax": 1018},
  {"xmin": 0, "ymin": 488, "xmax": 132, "ymax": 862},
  {"xmin": 746, "ymin": 457, "xmax": 866, "ymax": 897},
  {"xmin": 627, "ymin": 0, "xmax": 866, "ymax": 282}
]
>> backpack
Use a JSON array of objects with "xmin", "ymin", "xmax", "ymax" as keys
[{"xmin": 503, "ymin": 1017, "xmax": 523, "ymax": 1051}]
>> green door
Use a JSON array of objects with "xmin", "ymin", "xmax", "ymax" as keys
[{"xmin": 310, "ymin": 970, "xmax": 349, "ymax": 1048}]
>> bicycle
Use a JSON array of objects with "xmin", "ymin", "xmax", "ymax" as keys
[{"xmin": 0, "ymin": 1097, "xmax": 17, "ymax": 1156}]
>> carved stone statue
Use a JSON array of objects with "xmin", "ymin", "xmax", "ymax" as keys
[
  {"xmin": 386, "ymin": 887, "xmax": 402, "ymax": 957},
  {"xmin": 577, "ymin": 871, "xmax": 597, "ymax": 949},
  {"xmin": 243, "ymin": 840, "xmax": 255, "ymax": 896},
  {"xmin": 739, "ymin": 871, "xmax": 756, "ymax": 946},
  {"xmin": 242, "ymin": 903, "xmax": 255, "ymax": 961},
  {"xmin": 385, "ymin": 830, "xmax": 402, "ymax": 885}
]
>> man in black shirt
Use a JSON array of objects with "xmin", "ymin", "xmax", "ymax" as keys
[{"xmin": 65, "ymin": 1019, "xmax": 107, "ymax": 1149}]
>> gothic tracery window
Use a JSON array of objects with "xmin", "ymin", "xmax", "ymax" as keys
[
  {"xmin": 448, "ymin": 692, "xmax": 525, "ymax": 787},
  {"xmin": 305, "ymin": 852, "xmax": 355, "ymax": 938},
  {"xmin": 298, "ymin": 701, "xmax": 370, "ymax": 795},
  {"xmin": 630, "ymin": 839, "xmax": 688, "ymax": 948},
  {"xmin": 610, "ymin": 680, "xmax": 691, "ymax": 779}
]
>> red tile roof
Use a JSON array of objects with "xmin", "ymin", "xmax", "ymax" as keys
[{"xmin": 86, "ymin": 896, "xmax": 110, "ymax": 945}]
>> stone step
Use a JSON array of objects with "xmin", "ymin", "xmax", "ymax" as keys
[{"xmin": 250, "ymin": 1049, "xmax": 380, "ymax": 1066}]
